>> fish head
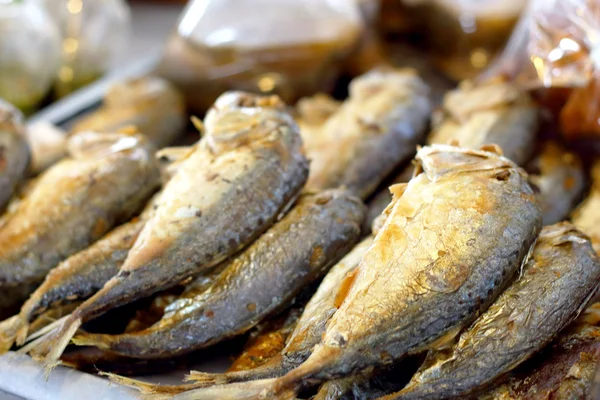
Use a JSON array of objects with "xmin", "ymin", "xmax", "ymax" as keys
[
  {"xmin": 203, "ymin": 92, "xmax": 301, "ymax": 155},
  {"xmin": 415, "ymin": 144, "xmax": 527, "ymax": 183},
  {"xmin": 67, "ymin": 130, "xmax": 157, "ymax": 161}
]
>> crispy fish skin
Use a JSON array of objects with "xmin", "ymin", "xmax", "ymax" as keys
[
  {"xmin": 303, "ymin": 68, "xmax": 431, "ymax": 200},
  {"xmin": 71, "ymin": 189, "xmax": 365, "ymax": 359},
  {"xmin": 0, "ymin": 132, "xmax": 159, "ymax": 317},
  {"xmin": 71, "ymin": 77, "xmax": 186, "ymax": 148},
  {"xmin": 527, "ymin": 142, "xmax": 586, "ymax": 225},
  {"xmin": 427, "ymin": 79, "xmax": 539, "ymax": 166},
  {"xmin": 481, "ymin": 305, "xmax": 600, "ymax": 400},
  {"xmin": 0, "ymin": 100, "xmax": 30, "ymax": 212},
  {"xmin": 34, "ymin": 93, "xmax": 309, "ymax": 366},
  {"xmin": 266, "ymin": 144, "xmax": 542, "ymax": 395},
  {"xmin": 0, "ymin": 218, "xmax": 146, "ymax": 352},
  {"xmin": 385, "ymin": 222, "xmax": 600, "ymax": 400}
]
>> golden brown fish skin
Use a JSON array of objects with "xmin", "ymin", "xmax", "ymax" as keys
[
  {"xmin": 71, "ymin": 77, "xmax": 186, "ymax": 148},
  {"xmin": 428, "ymin": 79, "xmax": 539, "ymax": 166},
  {"xmin": 303, "ymin": 68, "xmax": 431, "ymax": 200},
  {"xmin": 262, "ymin": 144, "xmax": 542, "ymax": 396},
  {"xmin": 0, "ymin": 131, "xmax": 160, "ymax": 317},
  {"xmin": 527, "ymin": 142, "xmax": 586, "ymax": 225},
  {"xmin": 71, "ymin": 189, "xmax": 364, "ymax": 359},
  {"xmin": 0, "ymin": 100, "xmax": 30, "ymax": 212},
  {"xmin": 481, "ymin": 305, "xmax": 600, "ymax": 400},
  {"xmin": 385, "ymin": 222, "xmax": 600, "ymax": 400},
  {"xmin": 33, "ymin": 91, "xmax": 309, "ymax": 366}
]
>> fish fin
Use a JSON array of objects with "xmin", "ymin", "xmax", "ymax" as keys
[
  {"xmin": 424, "ymin": 325, "xmax": 462, "ymax": 351},
  {"xmin": 20, "ymin": 315, "xmax": 69, "ymax": 345},
  {"xmin": 170, "ymin": 378, "xmax": 290, "ymax": 400},
  {"xmin": 103, "ymin": 372, "xmax": 194, "ymax": 396},
  {"xmin": 71, "ymin": 332, "xmax": 111, "ymax": 350},
  {"xmin": 28, "ymin": 317, "xmax": 82, "ymax": 370},
  {"xmin": 0, "ymin": 316, "xmax": 21, "ymax": 353},
  {"xmin": 389, "ymin": 183, "xmax": 408, "ymax": 200},
  {"xmin": 371, "ymin": 183, "xmax": 408, "ymax": 234},
  {"xmin": 480, "ymin": 143, "xmax": 503, "ymax": 156},
  {"xmin": 184, "ymin": 370, "xmax": 230, "ymax": 386}
]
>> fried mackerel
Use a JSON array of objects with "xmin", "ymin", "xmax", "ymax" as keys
[
  {"xmin": 302, "ymin": 68, "xmax": 431, "ymax": 200},
  {"xmin": 31, "ymin": 92, "xmax": 309, "ymax": 368},
  {"xmin": 110, "ymin": 237, "xmax": 374, "ymax": 397},
  {"xmin": 384, "ymin": 222, "xmax": 600, "ymax": 400},
  {"xmin": 71, "ymin": 189, "xmax": 364, "ymax": 359},
  {"xmin": 527, "ymin": 142, "xmax": 586, "ymax": 225},
  {"xmin": 366, "ymin": 78, "xmax": 539, "ymax": 230},
  {"xmin": 170, "ymin": 144, "xmax": 542, "ymax": 400},
  {"xmin": 0, "ymin": 100, "xmax": 30, "ymax": 212},
  {"xmin": 481, "ymin": 304, "xmax": 600, "ymax": 400},
  {"xmin": 71, "ymin": 77, "xmax": 186, "ymax": 148},
  {"xmin": 0, "ymin": 131, "xmax": 159, "ymax": 318}
]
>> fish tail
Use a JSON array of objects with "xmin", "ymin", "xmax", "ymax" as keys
[
  {"xmin": 71, "ymin": 332, "xmax": 111, "ymax": 350},
  {"xmin": 184, "ymin": 370, "xmax": 230, "ymax": 386},
  {"xmin": 26, "ymin": 316, "xmax": 82, "ymax": 371},
  {"xmin": 103, "ymin": 372, "xmax": 196, "ymax": 396},
  {"xmin": 0, "ymin": 315, "xmax": 22, "ymax": 353},
  {"xmin": 170, "ymin": 378, "xmax": 293, "ymax": 400},
  {"xmin": 184, "ymin": 356, "xmax": 287, "ymax": 387}
]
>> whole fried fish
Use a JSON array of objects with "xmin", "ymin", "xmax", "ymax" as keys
[
  {"xmin": 0, "ymin": 218, "xmax": 145, "ymax": 353},
  {"xmin": 302, "ymin": 68, "xmax": 431, "ymax": 200},
  {"xmin": 0, "ymin": 100, "xmax": 30, "ymax": 212},
  {"xmin": 167, "ymin": 144, "xmax": 543, "ymax": 400},
  {"xmin": 71, "ymin": 77, "xmax": 186, "ymax": 148},
  {"xmin": 527, "ymin": 142, "xmax": 586, "ymax": 225},
  {"xmin": 109, "ymin": 237, "xmax": 374, "ymax": 397},
  {"xmin": 481, "ymin": 304, "xmax": 600, "ymax": 400},
  {"xmin": 0, "ymin": 131, "xmax": 159, "ymax": 318},
  {"xmin": 384, "ymin": 222, "xmax": 600, "ymax": 400},
  {"xmin": 71, "ymin": 189, "xmax": 364, "ymax": 359},
  {"xmin": 32, "ymin": 92, "xmax": 309, "ymax": 367},
  {"xmin": 366, "ymin": 78, "xmax": 539, "ymax": 230}
]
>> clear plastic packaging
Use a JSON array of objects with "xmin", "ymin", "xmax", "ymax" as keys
[
  {"xmin": 0, "ymin": 0, "xmax": 61, "ymax": 112},
  {"xmin": 484, "ymin": 0, "xmax": 600, "ymax": 140},
  {"xmin": 158, "ymin": 0, "xmax": 364, "ymax": 112},
  {"xmin": 39, "ymin": 0, "xmax": 131, "ymax": 97}
]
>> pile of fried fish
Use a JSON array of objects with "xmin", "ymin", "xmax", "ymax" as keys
[{"xmin": 1, "ymin": 68, "xmax": 600, "ymax": 400}]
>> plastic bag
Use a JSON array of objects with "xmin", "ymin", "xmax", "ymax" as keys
[
  {"xmin": 485, "ymin": 0, "xmax": 600, "ymax": 140},
  {"xmin": 158, "ymin": 0, "xmax": 364, "ymax": 112},
  {"xmin": 378, "ymin": 0, "xmax": 526, "ymax": 81},
  {"xmin": 39, "ymin": 0, "xmax": 131, "ymax": 97},
  {"xmin": 0, "ymin": 0, "xmax": 61, "ymax": 112}
]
